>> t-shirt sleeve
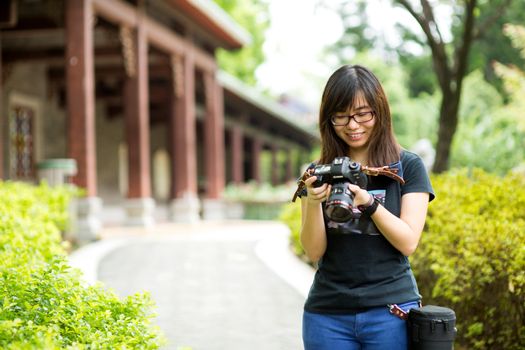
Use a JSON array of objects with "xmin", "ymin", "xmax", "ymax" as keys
[{"xmin": 401, "ymin": 152, "xmax": 435, "ymax": 202}]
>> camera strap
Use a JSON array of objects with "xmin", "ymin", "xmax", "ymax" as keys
[{"xmin": 292, "ymin": 163, "xmax": 405, "ymax": 202}]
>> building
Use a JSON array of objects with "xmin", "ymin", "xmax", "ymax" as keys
[{"xmin": 0, "ymin": 0, "xmax": 317, "ymax": 240}]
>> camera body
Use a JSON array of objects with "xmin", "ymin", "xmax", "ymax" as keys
[{"xmin": 311, "ymin": 156, "xmax": 368, "ymax": 222}]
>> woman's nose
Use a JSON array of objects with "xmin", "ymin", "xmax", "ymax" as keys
[{"xmin": 346, "ymin": 117, "xmax": 360, "ymax": 129}]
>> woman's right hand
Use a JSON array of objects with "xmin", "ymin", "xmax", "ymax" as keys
[{"xmin": 304, "ymin": 176, "xmax": 331, "ymax": 206}]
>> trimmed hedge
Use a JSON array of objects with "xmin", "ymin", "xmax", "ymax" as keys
[
  {"xmin": 0, "ymin": 181, "xmax": 165, "ymax": 349},
  {"xmin": 281, "ymin": 169, "xmax": 525, "ymax": 349},
  {"xmin": 412, "ymin": 169, "xmax": 524, "ymax": 349}
]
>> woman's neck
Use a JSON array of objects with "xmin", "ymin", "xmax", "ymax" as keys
[{"xmin": 348, "ymin": 149, "xmax": 369, "ymax": 166}]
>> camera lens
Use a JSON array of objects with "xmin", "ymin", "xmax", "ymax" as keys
[
  {"xmin": 325, "ymin": 182, "xmax": 359, "ymax": 222},
  {"xmin": 325, "ymin": 202, "xmax": 353, "ymax": 222}
]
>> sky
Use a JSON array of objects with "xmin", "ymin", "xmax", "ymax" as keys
[
  {"xmin": 254, "ymin": 0, "xmax": 452, "ymax": 110},
  {"xmin": 255, "ymin": 0, "xmax": 343, "ymax": 110}
]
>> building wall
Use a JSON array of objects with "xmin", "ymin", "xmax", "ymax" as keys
[
  {"xmin": 1, "ymin": 62, "xmax": 172, "ymax": 203},
  {"xmin": 2, "ymin": 63, "xmax": 54, "ymax": 179},
  {"xmin": 95, "ymin": 102, "xmax": 124, "ymax": 203}
]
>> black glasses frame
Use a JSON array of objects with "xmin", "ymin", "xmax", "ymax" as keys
[{"xmin": 330, "ymin": 111, "xmax": 375, "ymax": 126}]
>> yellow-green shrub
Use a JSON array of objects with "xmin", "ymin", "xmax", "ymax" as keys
[
  {"xmin": 279, "ymin": 201, "xmax": 304, "ymax": 257},
  {"xmin": 412, "ymin": 169, "xmax": 525, "ymax": 349},
  {"xmin": 0, "ymin": 181, "xmax": 165, "ymax": 349}
]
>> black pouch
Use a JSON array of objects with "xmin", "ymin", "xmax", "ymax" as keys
[{"xmin": 408, "ymin": 305, "xmax": 457, "ymax": 350}]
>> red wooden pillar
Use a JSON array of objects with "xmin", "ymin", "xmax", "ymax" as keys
[
  {"xmin": 169, "ymin": 53, "xmax": 199, "ymax": 222},
  {"xmin": 202, "ymin": 71, "xmax": 225, "ymax": 219},
  {"xmin": 171, "ymin": 53, "xmax": 197, "ymax": 198},
  {"xmin": 285, "ymin": 148, "xmax": 295, "ymax": 182},
  {"xmin": 124, "ymin": 19, "xmax": 151, "ymax": 199},
  {"xmin": 65, "ymin": 0, "xmax": 101, "ymax": 240},
  {"xmin": 122, "ymin": 14, "xmax": 155, "ymax": 226},
  {"xmin": 271, "ymin": 145, "xmax": 279, "ymax": 186},
  {"xmin": 251, "ymin": 137, "xmax": 262, "ymax": 183},
  {"xmin": 203, "ymin": 71, "xmax": 225, "ymax": 199},
  {"xmin": 65, "ymin": 0, "xmax": 96, "ymax": 196},
  {"xmin": 231, "ymin": 125, "xmax": 244, "ymax": 184}
]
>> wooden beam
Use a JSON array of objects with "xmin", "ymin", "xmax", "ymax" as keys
[
  {"xmin": 3, "ymin": 46, "xmax": 123, "ymax": 64},
  {"xmin": 92, "ymin": 0, "xmax": 216, "ymax": 72},
  {"xmin": 92, "ymin": 0, "xmax": 138, "ymax": 28},
  {"xmin": 0, "ymin": 28, "xmax": 64, "ymax": 39}
]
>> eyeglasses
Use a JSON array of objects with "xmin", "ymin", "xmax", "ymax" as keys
[{"xmin": 330, "ymin": 111, "xmax": 375, "ymax": 126}]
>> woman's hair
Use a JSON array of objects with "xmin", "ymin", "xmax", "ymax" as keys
[{"xmin": 318, "ymin": 64, "xmax": 400, "ymax": 166}]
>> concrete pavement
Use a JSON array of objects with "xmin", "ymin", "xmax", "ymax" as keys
[{"xmin": 69, "ymin": 221, "xmax": 315, "ymax": 350}]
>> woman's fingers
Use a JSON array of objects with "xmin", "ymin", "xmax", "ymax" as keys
[{"xmin": 309, "ymin": 184, "xmax": 328, "ymax": 197}]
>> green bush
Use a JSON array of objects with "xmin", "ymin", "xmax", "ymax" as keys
[
  {"xmin": 412, "ymin": 169, "xmax": 525, "ymax": 349},
  {"xmin": 279, "ymin": 201, "xmax": 304, "ymax": 257},
  {"xmin": 223, "ymin": 181, "xmax": 296, "ymax": 202},
  {"xmin": 281, "ymin": 170, "xmax": 525, "ymax": 349},
  {"xmin": 224, "ymin": 181, "xmax": 296, "ymax": 220},
  {"xmin": 0, "ymin": 181, "xmax": 165, "ymax": 349}
]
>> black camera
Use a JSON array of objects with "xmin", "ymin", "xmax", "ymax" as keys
[{"xmin": 311, "ymin": 157, "xmax": 368, "ymax": 222}]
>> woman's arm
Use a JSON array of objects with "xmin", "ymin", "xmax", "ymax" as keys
[
  {"xmin": 349, "ymin": 184, "xmax": 429, "ymax": 256},
  {"xmin": 299, "ymin": 177, "xmax": 330, "ymax": 263}
]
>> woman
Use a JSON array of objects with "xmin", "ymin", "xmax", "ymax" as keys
[{"xmin": 299, "ymin": 64, "xmax": 434, "ymax": 349}]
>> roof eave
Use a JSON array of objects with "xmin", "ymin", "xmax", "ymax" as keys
[
  {"xmin": 217, "ymin": 70, "xmax": 319, "ymax": 143},
  {"xmin": 168, "ymin": 0, "xmax": 251, "ymax": 50}
]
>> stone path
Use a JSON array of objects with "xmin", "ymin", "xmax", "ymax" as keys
[{"xmin": 69, "ymin": 221, "xmax": 315, "ymax": 350}]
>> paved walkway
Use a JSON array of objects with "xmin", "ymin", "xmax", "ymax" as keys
[{"xmin": 69, "ymin": 221, "xmax": 315, "ymax": 350}]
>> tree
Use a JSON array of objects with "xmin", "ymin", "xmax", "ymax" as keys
[
  {"xmin": 393, "ymin": 0, "xmax": 514, "ymax": 172},
  {"xmin": 322, "ymin": 1, "xmax": 375, "ymax": 63},
  {"xmin": 468, "ymin": 2, "xmax": 525, "ymax": 96},
  {"xmin": 213, "ymin": 0, "xmax": 270, "ymax": 85}
]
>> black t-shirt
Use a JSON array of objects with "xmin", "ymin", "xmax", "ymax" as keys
[{"xmin": 301, "ymin": 150, "xmax": 434, "ymax": 314}]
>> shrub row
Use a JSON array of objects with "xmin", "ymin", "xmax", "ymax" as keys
[
  {"xmin": 0, "ymin": 181, "xmax": 165, "ymax": 349},
  {"xmin": 281, "ymin": 169, "xmax": 525, "ymax": 349},
  {"xmin": 412, "ymin": 169, "xmax": 524, "ymax": 349}
]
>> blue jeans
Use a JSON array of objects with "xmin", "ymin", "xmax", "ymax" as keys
[{"xmin": 302, "ymin": 301, "xmax": 419, "ymax": 350}]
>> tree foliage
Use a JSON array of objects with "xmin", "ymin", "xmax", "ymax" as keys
[
  {"xmin": 493, "ymin": 24, "xmax": 525, "ymax": 133},
  {"xmin": 321, "ymin": 1, "xmax": 374, "ymax": 63},
  {"xmin": 466, "ymin": 1, "xmax": 525, "ymax": 94},
  {"xmin": 392, "ymin": 0, "xmax": 515, "ymax": 173},
  {"xmin": 213, "ymin": 0, "xmax": 270, "ymax": 85}
]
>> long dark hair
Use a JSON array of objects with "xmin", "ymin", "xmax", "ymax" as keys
[{"xmin": 318, "ymin": 64, "xmax": 400, "ymax": 166}]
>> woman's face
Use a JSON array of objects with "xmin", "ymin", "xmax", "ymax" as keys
[{"xmin": 332, "ymin": 93, "xmax": 376, "ymax": 153}]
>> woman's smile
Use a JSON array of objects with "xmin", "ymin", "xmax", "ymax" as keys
[{"xmin": 346, "ymin": 132, "xmax": 366, "ymax": 140}]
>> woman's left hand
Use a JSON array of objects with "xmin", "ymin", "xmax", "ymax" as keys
[{"xmin": 348, "ymin": 183, "xmax": 372, "ymax": 207}]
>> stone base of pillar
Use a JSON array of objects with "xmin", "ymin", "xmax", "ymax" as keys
[
  {"xmin": 124, "ymin": 197, "xmax": 156, "ymax": 227},
  {"xmin": 169, "ymin": 194, "xmax": 200, "ymax": 223},
  {"xmin": 202, "ymin": 198, "xmax": 226, "ymax": 220},
  {"xmin": 74, "ymin": 197, "xmax": 102, "ymax": 244}
]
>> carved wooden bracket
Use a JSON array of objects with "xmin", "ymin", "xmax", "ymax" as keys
[
  {"xmin": 119, "ymin": 26, "xmax": 136, "ymax": 77},
  {"xmin": 170, "ymin": 55, "xmax": 184, "ymax": 98}
]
